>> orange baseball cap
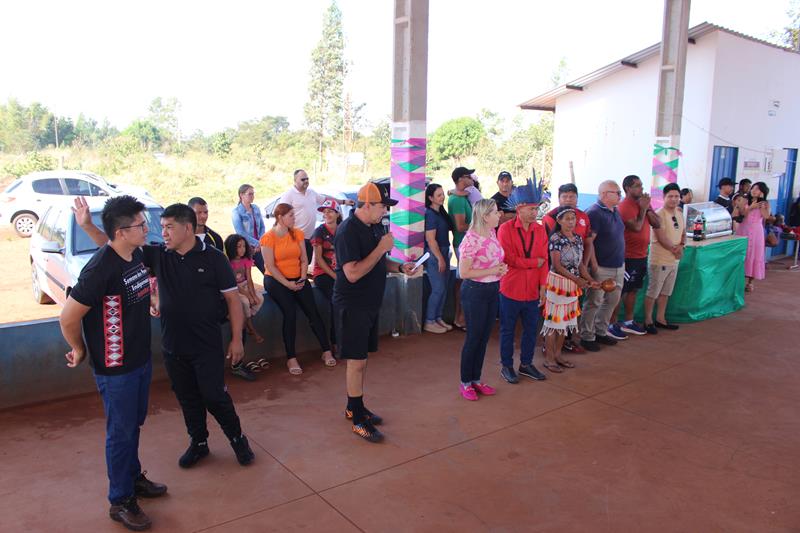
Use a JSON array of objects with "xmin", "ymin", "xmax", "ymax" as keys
[{"xmin": 357, "ymin": 182, "xmax": 398, "ymax": 206}]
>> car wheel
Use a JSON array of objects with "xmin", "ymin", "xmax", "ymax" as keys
[
  {"xmin": 13, "ymin": 213, "xmax": 38, "ymax": 238},
  {"xmin": 31, "ymin": 263, "xmax": 54, "ymax": 304}
]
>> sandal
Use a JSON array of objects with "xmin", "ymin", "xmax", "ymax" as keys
[
  {"xmin": 245, "ymin": 361, "xmax": 262, "ymax": 373},
  {"xmin": 556, "ymin": 358, "xmax": 575, "ymax": 369},
  {"xmin": 322, "ymin": 351, "xmax": 337, "ymax": 367},
  {"xmin": 287, "ymin": 359, "xmax": 303, "ymax": 375},
  {"xmin": 257, "ymin": 358, "xmax": 270, "ymax": 370},
  {"xmin": 543, "ymin": 361, "xmax": 564, "ymax": 373}
]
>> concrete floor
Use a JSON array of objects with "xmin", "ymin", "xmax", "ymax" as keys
[{"xmin": 2, "ymin": 259, "xmax": 799, "ymax": 532}]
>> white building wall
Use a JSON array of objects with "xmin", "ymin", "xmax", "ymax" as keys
[
  {"xmin": 551, "ymin": 32, "xmax": 718, "ymax": 199},
  {"xmin": 708, "ymin": 32, "xmax": 800, "ymax": 201}
]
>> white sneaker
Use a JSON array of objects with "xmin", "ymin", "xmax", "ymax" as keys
[
  {"xmin": 423, "ymin": 322, "xmax": 447, "ymax": 334},
  {"xmin": 436, "ymin": 319, "xmax": 454, "ymax": 331}
]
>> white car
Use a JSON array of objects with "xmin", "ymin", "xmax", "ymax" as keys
[
  {"xmin": 29, "ymin": 197, "xmax": 164, "ymax": 306},
  {"xmin": 1, "ymin": 170, "xmax": 154, "ymax": 237}
]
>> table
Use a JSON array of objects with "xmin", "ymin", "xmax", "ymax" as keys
[
  {"xmin": 630, "ymin": 235, "xmax": 747, "ymax": 323},
  {"xmin": 780, "ymin": 232, "xmax": 799, "ymax": 270}
]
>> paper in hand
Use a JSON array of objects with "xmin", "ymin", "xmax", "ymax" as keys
[{"xmin": 413, "ymin": 252, "xmax": 430, "ymax": 271}]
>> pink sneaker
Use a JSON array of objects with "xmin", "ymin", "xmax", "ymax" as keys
[
  {"xmin": 472, "ymin": 382, "xmax": 496, "ymax": 396},
  {"xmin": 460, "ymin": 384, "xmax": 479, "ymax": 401}
]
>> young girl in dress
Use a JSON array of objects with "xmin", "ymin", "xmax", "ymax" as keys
[
  {"xmin": 224, "ymin": 234, "xmax": 265, "ymax": 343},
  {"xmin": 735, "ymin": 182, "xmax": 771, "ymax": 292}
]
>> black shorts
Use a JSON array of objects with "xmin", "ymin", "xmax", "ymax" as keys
[
  {"xmin": 622, "ymin": 258, "xmax": 648, "ymax": 293},
  {"xmin": 334, "ymin": 304, "xmax": 380, "ymax": 360}
]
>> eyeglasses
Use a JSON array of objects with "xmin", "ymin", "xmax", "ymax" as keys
[
  {"xmin": 120, "ymin": 221, "xmax": 148, "ymax": 232},
  {"xmin": 671, "ymin": 216, "xmax": 679, "ymax": 229},
  {"xmin": 300, "ymin": 178, "xmax": 309, "ymax": 182}
]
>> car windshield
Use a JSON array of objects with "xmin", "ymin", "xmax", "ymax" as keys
[{"xmin": 73, "ymin": 207, "xmax": 164, "ymax": 255}]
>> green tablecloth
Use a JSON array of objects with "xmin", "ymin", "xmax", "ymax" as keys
[{"xmin": 630, "ymin": 236, "xmax": 747, "ymax": 323}]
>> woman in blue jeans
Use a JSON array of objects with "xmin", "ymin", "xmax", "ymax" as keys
[
  {"xmin": 457, "ymin": 199, "xmax": 507, "ymax": 401},
  {"xmin": 423, "ymin": 183, "xmax": 454, "ymax": 333},
  {"xmin": 231, "ymin": 184, "xmax": 267, "ymax": 274}
]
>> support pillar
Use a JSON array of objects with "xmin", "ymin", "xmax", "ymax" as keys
[{"xmin": 651, "ymin": 0, "xmax": 690, "ymax": 207}]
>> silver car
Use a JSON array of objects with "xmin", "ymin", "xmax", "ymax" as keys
[
  {"xmin": 1, "ymin": 170, "xmax": 154, "ymax": 237},
  {"xmin": 29, "ymin": 197, "xmax": 164, "ymax": 305}
]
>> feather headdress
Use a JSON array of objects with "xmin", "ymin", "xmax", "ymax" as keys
[{"xmin": 505, "ymin": 171, "xmax": 547, "ymax": 210}]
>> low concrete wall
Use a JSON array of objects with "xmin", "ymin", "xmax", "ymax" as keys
[{"xmin": 0, "ymin": 275, "xmax": 420, "ymax": 410}]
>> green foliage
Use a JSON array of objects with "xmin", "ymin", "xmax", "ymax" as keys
[
  {"xmin": 210, "ymin": 131, "xmax": 233, "ymax": 158},
  {"xmin": 3, "ymin": 151, "xmax": 57, "ymax": 177},
  {"xmin": 234, "ymin": 116, "xmax": 290, "ymax": 148},
  {"xmin": 123, "ymin": 120, "xmax": 163, "ymax": 151},
  {"xmin": 428, "ymin": 117, "xmax": 485, "ymax": 168},
  {"xmin": 304, "ymin": 1, "xmax": 346, "ymax": 159},
  {"xmin": 0, "ymin": 98, "xmax": 80, "ymax": 151},
  {"xmin": 772, "ymin": 0, "xmax": 800, "ymax": 50},
  {"xmin": 147, "ymin": 97, "xmax": 181, "ymax": 143}
]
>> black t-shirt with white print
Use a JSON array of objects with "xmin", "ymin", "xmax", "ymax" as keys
[{"xmin": 70, "ymin": 245, "xmax": 152, "ymax": 376}]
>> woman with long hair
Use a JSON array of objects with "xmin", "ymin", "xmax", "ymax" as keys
[
  {"xmin": 456, "ymin": 199, "xmax": 507, "ymax": 401},
  {"xmin": 260, "ymin": 203, "xmax": 334, "ymax": 374},
  {"xmin": 735, "ymin": 182, "xmax": 771, "ymax": 292},
  {"xmin": 423, "ymin": 183, "xmax": 455, "ymax": 333},
  {"xmin": 311, "ymin": 199, "xmax": 342, "ymax": 352},
  {"xmin": 231, "ymin": 184, "xmax": 266, "ymax": 273}
]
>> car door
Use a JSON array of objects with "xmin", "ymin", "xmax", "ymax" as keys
[
  {"xmin": 30, "ymin": 207, "xmax": 54, "ymax": 296},
  {"xmin": 30, "ymin": 178, "xmax": 67, "ymax": 216},
  {"xmin": 44, "ymin": 208, "xmax": 72, "ymax": 305}
]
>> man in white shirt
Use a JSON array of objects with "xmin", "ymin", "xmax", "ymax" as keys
[{"xmin": 278, "ymin": 169, "xmax": 353, "ymax": 260}]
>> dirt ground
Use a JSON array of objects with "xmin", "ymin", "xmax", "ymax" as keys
[{"xmin": 0, "ymin": 207, "xmax": 240, "ymax": 325}]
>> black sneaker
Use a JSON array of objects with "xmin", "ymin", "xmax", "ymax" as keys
[
  {"xmin": 644, "ymin": 323, "xmax": 658, "ymax": 335},
  {"xmin": 352, "ymin": 421, "xmax": 384, "ymax": 443},
  {"xmin": 109, "ymin": 496, "xmax": 151, "ymax": 531},
  {"xmin": 230, "ymin": 362, "xmax": 257, "ymax": 381},
  {"xmin": 580, "ymin": 339, "xmax": 601, "ymax": 352},
  {"xmin": 595, "ymin": 334, "xmax": 618, "ymax": 346},
  {"xmin": 518, "ymin": 364, "xmax": 547, "ymax": 381},
  {"xmin": 178, "ymin": 440, "xmax": 209, "ymax": 469},
  {"xmin": 344, "ymin": 408, "xmax": 383, "ymax": 425},
  {"xmin": 230, "ymin": 435, "xmax": 255, "ymax": 465},
  {"xmin": 500, "ymin": 366, "xmax": 519, "ymax": 384},
  {"xmin": 133, "ymin": 471, "xmax": 167, "ymax": 498}
]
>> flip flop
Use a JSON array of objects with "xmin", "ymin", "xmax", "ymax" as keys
[
  {"xmin": 543, "ymin": 362, "xmax": 564, "ymax": 373},
  {"xmin": 245, "ymin": 361, "xmax": 261, "ymax": 373},
  {"xmin": 322, "ymin": 353, "xmax": 337, "ymax": 367},
  {"xmin": 287, "ymin": 360, "xmax": 303, "ymax": 375},
  {"xmin": 256, "ymin": 358, "xmax": 270, "ymax": 369},
  {"xmin": 556, "ymin": 359, "xmax": 575, "ymax": 369}
]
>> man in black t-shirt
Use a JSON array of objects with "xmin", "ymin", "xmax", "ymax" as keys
[
  {"xmin": 491, "ymin": 170, "xmax": 516, "ymax": 225},
  {"xmin": 334, "ymin": 182, "xmax": 417, "ymax": 443},
  {"xmin": 188, "ymin": 196, "xmax": 223, "ymax": 251},
  {"xmin": 75, "ymin": 200, "xmax": 255, "ymax": 470},
  {"xmin": 60, "ymin": 196, "xmax": 166, "ymax": 531}
]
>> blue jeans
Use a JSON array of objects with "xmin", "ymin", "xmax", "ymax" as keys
[
  {"xmin": 460, "ymin": 280, "xmax": 499, "ymax": 383},
  {"xmin": 425, "ymin": 248, "xmax": 451, "ymax": 323},
  {"xmin": 94, "ymin": 360, "xmax": 152, "ymax": 505},
  {"xmin": 499, "ymin": 294, "xmax": 539, "ymax": 367}
]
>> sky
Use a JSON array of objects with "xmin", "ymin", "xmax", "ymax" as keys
[{"xmin": 0, "ymin": 0, "xmax": 793, "ymax": 136}]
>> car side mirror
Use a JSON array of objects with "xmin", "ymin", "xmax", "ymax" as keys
[{"xmin": 41, "ymin": 241, "xmax": 64, "ymax": 254}]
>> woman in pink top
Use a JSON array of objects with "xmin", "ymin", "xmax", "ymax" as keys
[
  {"xmin": 735, "ymin": 182, "xmax": 771, "ymax": 292},
  {"xmin": 457, "ymin": 199, "xmax": 507, "ymax": 401}
]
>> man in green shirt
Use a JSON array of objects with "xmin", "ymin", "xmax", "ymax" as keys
[{"xmin": 448, "ymin": 166, "xmax": 474, "ymax": 329}]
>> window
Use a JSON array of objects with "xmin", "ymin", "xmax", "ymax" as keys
[
  {"xmin": 73, "ymin": 207, "xmax": 164, "ymax": 254},
  {"xmin": 38, "ymin": 208, "xmax": 55, "ymax": 241},
  {"xmin": 64, "ymin": 179, "xmax": 92, "ymax": 196},
  {"xmin": 31, "ymin": 179, "xmax": 64, "ymax": 195},
  {"xmin": 51, "ymin": 209, "xmax": 69, "ymax": 249},
  {"xmin": 89, "ymin": 183, "xmax": 108, "ymax": 196},
  {"xmin": 3, "ymin": 179, "xmax": 22, "ymax": 194}
]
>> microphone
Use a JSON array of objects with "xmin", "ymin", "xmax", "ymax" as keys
[{"xmin": 381, "ymin": 218, "xmax": 390, "ymax": 235}]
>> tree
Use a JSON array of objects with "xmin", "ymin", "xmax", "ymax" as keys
[
  {"xmin": 234, "ymin": 115, "xmax": 290, "ymax": 148},
  {"xmin": 342, "ymin": 92, "xmax": 366, "ymax": 153},
  {"xmin": 550, "ymin": 57, "xmax": 570, "ymax": 87},
  {"xmin": 147, "ymin": 97, "xmax": 181, "ymax": 143},
  {"xmin": 772, "ymin": 0, "xmax": 800, "ymax": 51},
  {"xmin": 304, "ymin": 1, "xmax": 347, "ymax": 170},
  {"xmin": 123, "ymin": 120, "xmax": 162, "ymax": 151},
  {"xmin": 428, "ymin": 117, "xmax": 485, "ymax": 168}
]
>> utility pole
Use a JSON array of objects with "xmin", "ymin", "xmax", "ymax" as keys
[
  {"xmin": 390, "ymin": 0, "xmax": 428, "ymax": 264},
  {"xmin": 651, "ymin": 0, "xmax": 690, "ymax": 207}
]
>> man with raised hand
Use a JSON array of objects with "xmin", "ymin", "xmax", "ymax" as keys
[{"xmin": 60, "ymin": 195, "xmax": 166, "ymax": 531}]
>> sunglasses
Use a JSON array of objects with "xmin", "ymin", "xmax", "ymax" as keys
[{"xmin": 671, "ymin": 216, "xmax": 679, "ymax": 229}]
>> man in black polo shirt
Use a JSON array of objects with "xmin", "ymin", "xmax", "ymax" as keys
[
  {"xmin": 188, "ymin": 197, "xmax": 223, "ymax": 250},
  {"xmin": 75, "ymin": 199, "xmax": 255, "ymax": 469},
  {"xmin": 491, "ymin": 170, "xmax": 516, "ymax": 225},
  {"xmin": 60, "ymin": 196, "xmax": 166, "ymax": 531},
  {"xmin": 335, "ymin": 181, "xmax": 417, "ymax": 443}
]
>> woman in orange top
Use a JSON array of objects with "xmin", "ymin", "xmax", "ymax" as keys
[{"xmin": 261, "ymin": 203, "xmax": 334, "ymax": 374}]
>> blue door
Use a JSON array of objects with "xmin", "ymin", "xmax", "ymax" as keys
[
  {"xmin": 708, "ymin": 146, "xmax": 739, "ymax": 201},
  {"xmin": 774, "ymin": 148, "xmax": 797, "ymax": 255}
]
